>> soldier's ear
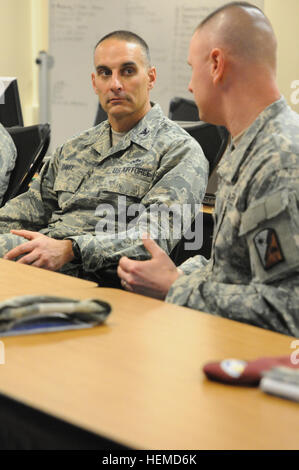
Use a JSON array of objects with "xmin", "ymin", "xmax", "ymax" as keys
[{"xmin": 210, "ymin": 48, "xmax": 225, "ymax": 85}]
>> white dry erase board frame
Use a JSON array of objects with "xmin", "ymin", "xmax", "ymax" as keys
[{"xmin": 48, "ymin": 0, "xmax": 264, "ymax": 149}]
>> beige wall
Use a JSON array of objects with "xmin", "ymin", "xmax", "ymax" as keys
[
  {"xmin": 265, "ymin": 0, "xmax": 299, "ymax": 113},
  {"xmin": 0, "ymin": 0, "xmax": 48, "ymax": 125},
  {"xmin": 0, "ymin": 0, "xmax": 298, "ymax": 125}
]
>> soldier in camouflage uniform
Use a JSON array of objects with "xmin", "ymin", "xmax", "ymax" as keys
[
  {"xmin": 0, "ymin": 31, "xmax": 208, "ymax": 284},
  {"xmin": 118, "ymin": 4, "xmax": 299, "ymax": 336},
  {"xmin": 0, "ymin": 123, "xmax": 17, "ymax": 205}
]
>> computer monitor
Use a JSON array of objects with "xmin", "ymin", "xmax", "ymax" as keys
[{"xmin": 0, "ymin": 77, "xmax": 24, "ymax": 127}]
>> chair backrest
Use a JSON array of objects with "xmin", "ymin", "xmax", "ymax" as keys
[
  {"xmin": 2, "ymin": 123, "xmax": 50, "ymax": 206},
  {"xmin": 94, "ymin": 103, "xmax": 107, "ymax": 126},
  {"xmin": 169, "ymin": 122, "xmax": 229, "ymax": 265},
  {"xmin": 180, "ymin": 121, "xmax": 229, "ymax": 177},
  {"xmin": 168, "ymin": 97, "xmax": 199, "ymax": 121}
]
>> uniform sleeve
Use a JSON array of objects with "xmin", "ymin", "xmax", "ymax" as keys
[
  {"xmin": 166, "ymin": 174, "xmax": 299, "ymax": 337},
  {"xmin": 166, "ymin": 269, "xmax": 299, "ymax": 337},
  {"xmin": 0, "ymin": 149, "xmax": 61, "ymax": 233},
  {"xmin": 0, "ymin": 124, "xmax": 17, "ymax": 205},
  {"xmin": 68, "ymin": 136, "xmax": 209, "ymax": 273},
  {"xmin": 179, "ymin": 254, "xmax": 209, "ymax": 275}
]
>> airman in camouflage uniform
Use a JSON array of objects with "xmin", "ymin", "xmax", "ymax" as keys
[
  {"xmin": 0, "ymin": 103, "xmax": 207, "ymax": 279},
  {"xmin": 0, "ymin": 31, "xmax": 208, "ymax": 282},
  {"xmin": 0, "ymin": 123, "xmax": 17, "ymax": 205},
  {"xmin": 118, "ymin": 4, "xmax": 299, "ymax": 336}
]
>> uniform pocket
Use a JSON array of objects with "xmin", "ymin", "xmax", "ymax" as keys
[
  {"xmin": 100, "ymin": 175, "xmax": 150, "ymax": 200},
  {"xmin": 53, "ymin": 174, "xmax": 84, "ymax": 209}
]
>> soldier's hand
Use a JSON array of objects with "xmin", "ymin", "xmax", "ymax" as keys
[
  {"xmin": 4, "ymin": 230, "xmax": 75, "ymax": 271},
  {"xmin": 117, "ymin": 234, "xmax": 182, "ymax": 300}
]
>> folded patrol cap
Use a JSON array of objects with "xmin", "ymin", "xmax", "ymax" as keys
[{"xmin": 0, "ymin": 295, "xmax": 111, "ymax": 336}]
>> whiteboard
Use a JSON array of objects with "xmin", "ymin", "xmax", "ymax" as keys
[{"xmin": 49, "ymin": 0, "xmax": 264, "ymax": 149}]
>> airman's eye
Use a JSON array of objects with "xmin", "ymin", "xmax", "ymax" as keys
[
  {"xmin": 123, "ymin": 67, "xmax": 135, "ymax": 75},
  {"xmin": 97, "ymin": 69, "xmax": 111, "ymax": 77}
]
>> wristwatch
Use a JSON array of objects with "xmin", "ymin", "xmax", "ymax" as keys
[{"xmin": 71, "ymin": 240, "xmax": 81, "ymax": 262}]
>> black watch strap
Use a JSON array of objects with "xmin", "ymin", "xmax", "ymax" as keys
[{"xmin": 71, "ymin": 240, "xmax": 81, "ymax": 262}]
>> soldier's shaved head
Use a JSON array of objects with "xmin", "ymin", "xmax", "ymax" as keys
[
  {"xmin": 196, "ymin": 2, "xmax": 277, "ymax": 71},
  {"xmin": 188, "ymin": 2, "xmax": 281, "ymax": 135}
]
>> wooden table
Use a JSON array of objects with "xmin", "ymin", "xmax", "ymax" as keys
[
  {"xmin": 0, "ymin": 259, "xmax": 298, "ymax": 450},
  {"xmin": 0, "ymin": 258, "xmax": 97, "ymax": 297}
]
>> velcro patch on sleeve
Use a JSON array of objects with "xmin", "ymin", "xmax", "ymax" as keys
[
  {"xmin": 240, "ymin": 189, "xmax": 299, "ymax": 283},
  {"xmin": 254, "ymin": 228, "xmax": 284, "ymax": 270}
]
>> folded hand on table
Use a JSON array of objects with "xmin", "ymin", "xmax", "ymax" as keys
[{"xmin": 4, "ymin": 230, "xmax": 74, "ymax": 271}]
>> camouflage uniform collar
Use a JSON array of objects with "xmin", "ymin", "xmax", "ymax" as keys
[
  {"xmin": 125, "ymin": 103, "xmax": 163, "ymax": 150},
  {"xmin": 218, "ymin": 96, "xmax": 287, "ymax": 184},
  {"xmin": 91, "ymin": 103, "xmax": 163, "ymax": 156},
  {"xmin": 88, "ymin": 120, "xmax": 111, "ymax": 158}
]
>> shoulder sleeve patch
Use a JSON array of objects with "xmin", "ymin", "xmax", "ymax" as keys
[
  {"xmin": 240, "ymin": 189, "xmax": 299, "ymax": 283},
  {"xmin": 254, "ymin": 228, "xmax": 284, "ymax": 270}
]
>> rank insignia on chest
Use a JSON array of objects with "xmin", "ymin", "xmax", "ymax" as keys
[
  {"xmin": 254, "ymin": 228, "xmax": 284, "ymax": 270},
  {"xmin": 139, "ymin": 128, "xmax": 149, "ymax": 137}
]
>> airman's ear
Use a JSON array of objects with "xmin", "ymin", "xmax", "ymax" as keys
[
  {"xmin": 147, "ymin": 66, "xmax": 156, "ymax": 90},
  {"xmin": 91, "ymin": 72, "xmax": 98, "ymax": 95},
  {"xmin": 210, "ymin": 48, "xmax": 225, "ymax": 85}
]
